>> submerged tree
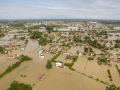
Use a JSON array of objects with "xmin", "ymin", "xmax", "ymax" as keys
[
  {"xmin": 46, "ymin": 60, "xmax": 52, "ymax": 69},
  {"xmin": 106, "ymin": 84, "xmax": 120, "ymax": 90},
  {"xmin": 7, "ymin": 81, "xmax": 32, "ymax": 90}
]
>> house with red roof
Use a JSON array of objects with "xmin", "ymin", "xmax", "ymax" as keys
[{"xmin": 39, "ymin": 74, "xmax": 46, "ymax": 81}]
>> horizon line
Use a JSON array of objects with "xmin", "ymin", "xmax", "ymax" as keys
[{"xmin": 0, "ymin": 18, "xmax": 120, "ymax": 21}]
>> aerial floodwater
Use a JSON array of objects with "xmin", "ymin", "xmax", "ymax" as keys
[{"xmin": 0, "ymin": 19, "xmax": 120, "ymax": 90}]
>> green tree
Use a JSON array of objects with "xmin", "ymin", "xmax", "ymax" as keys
[
  {"xmin": 7, "ymin": 81, "xmax": 32, "ymax": 90},
  {"xmin": 20, "ymin": 37, "xmax": 25, "ymax": 40},
  {"xmin": 106, "ymin": 84, "xmax": 120, "ymax": 90},
  {"xmin": 46, "ymin": 60, "xmax": 52, "ymax": 69},
  {"xmin": 84, "ymin": 47, "xmax": 88, "ymax": 53},
  {"xmin": 0, "ymin": 46, "xmax": 4, "ymax": 53},
  {"xmin": 0, "ymin": 33, "xmax": 4, "ymax": 37}
]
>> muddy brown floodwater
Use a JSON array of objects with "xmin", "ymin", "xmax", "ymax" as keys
[{"xmin": 0, "ymin": 39, "xmax": 112, "ymax": 90}]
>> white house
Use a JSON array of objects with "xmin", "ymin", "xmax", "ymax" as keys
[
  {"xmin": 20, "ymin": 47, "xmax": 25, "ymax": 51},
  {"xmin": 68, "ymin": 26, "xmax": 79, "ymax": 31},
  {"xmin": 40, "ymin": 54, "xmax": 44, "ymax": 58},
  {"xmin": 39, "ymin": 50, "xmax": 43, "ymax": 56},
  {"xmin": 78, "ymin": 52, "xmax": 82, "ymax": 56},
  {"xmin": 114, "ymin": 27, "xmax": 120, "ymax": 30},
  {"xmin": 55, "ymin": 62, "xmax": 62, "ymax": 67},
  {"xmin": 39, "ymin": 29, "xmax": 47, "ymax": 32}
]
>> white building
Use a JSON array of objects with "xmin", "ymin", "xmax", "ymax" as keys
[
  {"xmin": 39, "ymin": 50, "xmax": 44, "ymax": 58},
  {"xmin": 40, "ymin": 54, "xmax": 44, "ymax": 58},
  {"xmin": 114, "ymin": 27, "xmax": 120, "ymax": 30},
  {"xmin": 55, "ymin": 62, "xmax": 62, "ymax": 67},
  {"xmin": 39, "ymin": 29, "xmax": 47, "ymax": 32},
  {"xmin": 67, "ymin": 26, "xmax": 79, "ymax": 31},
  {"xmin": 78, "ymin": 52, "xmax": 82, "ymax": 56}
]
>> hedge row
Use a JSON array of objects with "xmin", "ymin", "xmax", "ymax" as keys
[
  {"xmin": 115, "ymin": 64, "xmax": 120, "ymax": 75},
  {"xmin": 88, "ymin": 57, "xmax": 94, "ymax": 60},
  {"xmin": 107, "ymin": 69, "xmax": 113, "ymax": 81},
  {"xmin": 64, "ymin": 56, "xmax": 78, "ymax": 71},
  {"xmin": 51, "ymin": 52, "xmax": 61, "ymax": 62},
  {"xmin": 80, "ymin": 72, "xmax": 109, "ymax": 85}
]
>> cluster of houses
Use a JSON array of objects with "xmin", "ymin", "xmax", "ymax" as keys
[
  {"xmin": 9, "ymin": 29, "xmax": 28, "ymax": 33},
  {"xmin": 97, "ymin": 52, "xmax": 120, "ymax": 66},
  {"xmin": 7, "ymin": 54, "xmax": 19, "ymax": 59},
  {"xmin": 24, "ymin": 21, "xmax": 112, "ymax": 31},
  {"xmin": 1, "ymin": 21, "xmax": 119, "ymax": 64},
  {"xmin": 1, "ymin": 42, "xmax": 25, "ymax": 54}
]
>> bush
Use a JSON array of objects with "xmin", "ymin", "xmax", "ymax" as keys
[
  {"xmin": 96, "ymin": 78, "xmax": 99, "ymax": 81},
  {"xmin": 100, "ymin": 80, "xmax": 104, "ymax": 83},
  {"xmin": 110, "ymin": 78, "xmax": 113, "ymax": 81}
]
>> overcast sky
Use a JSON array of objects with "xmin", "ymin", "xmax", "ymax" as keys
[{"xmin": 0, "ymin": 0, "xmax": 120, "ymax": 20}]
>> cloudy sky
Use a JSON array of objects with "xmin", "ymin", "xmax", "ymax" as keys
[{"xmin": 0, "ymin": 0, "xmax": 120, "ymax": 20}]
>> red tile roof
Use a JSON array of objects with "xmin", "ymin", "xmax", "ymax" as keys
[{"xmin": 39, "ymin": 74, "xmax": 45, "ymax": 79}]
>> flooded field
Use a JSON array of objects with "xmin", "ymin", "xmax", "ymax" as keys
[
  {"xmin": 84, "ymin": 61, "xmax": 110, "ymax": 83},
  {"xmin": 68, "ymin": 46, "xmax": 84, "ymax": 55},
  {"xmin": 73, "ymin": 56, "xmax": 88, "ymax": 73},
  {"xmin": 1, "ymin": 34, "xmax": 17, "ymax": 40},
  {"xmin": 110, "ymin": 62, "xmax": 120, "ymax": 86},
  {"xmin": 0, "ymin": 55, "xmax": 19, "ymax": 74},
  {"xmin": 73, "ymin": 56, "xmax": 120, "ymax": 87},
  {"xmin": 108, "ymin": 33, "xmax": 120, "ymax": 40},
  {"xmin": 107, "ymin": 50, "xmax": 119, "ymax": 59},
  {"xmin": 25, "ymin": 39, "xmax": 39, "ymax": 52},
  {"xmin": 91, "ymin": 47, "xmax": 102, "ymax": 54},
  {"xmin": 56, "ymin": 54, "xmax": 72, "ymax": 63},
  {"xmin": 0, "ymin": 39, "xmax": 55, "ymax": 90},
  {"xmin": 36, "ymin": 67, "xmax": 106, "ymax": 90}
]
